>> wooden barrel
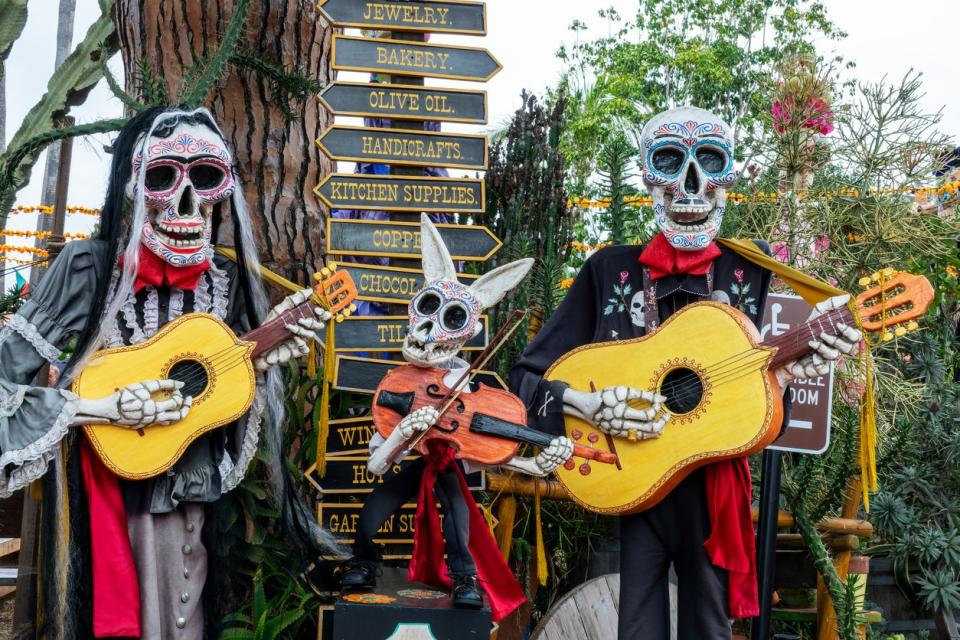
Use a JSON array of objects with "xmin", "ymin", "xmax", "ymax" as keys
[{"xmin": 532, "ymin": 574, "xmax": 621, "ymax": 640}]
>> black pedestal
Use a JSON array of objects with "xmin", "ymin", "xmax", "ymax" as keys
[{"xmin": 330, "ymin": 568, "xmax": 492, "ymax": 640}]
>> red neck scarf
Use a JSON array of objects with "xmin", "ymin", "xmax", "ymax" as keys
[
  {"xmin": 638, "ymin": 232, "xmax": 721, "ymax": 280},
  {"xmin": 408, "ymin": 441, "xmax": 526, "ymax": 622},
  {"xmin": 120, "ymin": 244, "xmax": 211, "ymax": 292}
]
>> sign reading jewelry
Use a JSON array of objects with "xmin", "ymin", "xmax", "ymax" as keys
[{"xmin": 317, "ymin": 0, "xmax": 487, "ymax": 36}]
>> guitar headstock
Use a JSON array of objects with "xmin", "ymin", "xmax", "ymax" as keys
[
  {"xmin": 313, "ymin": 261, "xmax": 358, "ymax": 321},
  {"xmin": 854, "ymin": 269, "xmax": 934, "ymax": 339}
]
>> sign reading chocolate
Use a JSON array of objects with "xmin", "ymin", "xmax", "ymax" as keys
[
  {"xmin": 312, "ymin": 456, "xmax": 485, "ymax": 494},
  {"xmin": 317, "ymin": 0, "xmax": 487, "ymax": 36},
  {"xmin": 333, "ymin": 354, "xmax": 507, "ymax": 395},
  {"xmin": 341, "ymin": 263, "xmax": 478, "ymax": 304},
  {"xmin": 316, "ymin": 125, "xmax": 488, "ymax": 170},
  {"xmin": 332, "ymin": 34, "xmax": 502, "ymax": 82},
  {"xmin": 318, "ymin": 82, "xmax": 488, "ymax": 125},
  {"xmin": 315, "ymin": 174, "xmax": 485, "ymax": 214},
  {"xmin": 327, "ymin": 218, "xmax": 501, "ymax": 262},
  {"xmin": 320, "ymin": 315, "xmax": 488, "ymax": 353}
]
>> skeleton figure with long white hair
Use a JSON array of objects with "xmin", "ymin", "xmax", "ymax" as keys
[{"xmin": 0, "ymin": 107, "xmax": 337, "ymax": 638}]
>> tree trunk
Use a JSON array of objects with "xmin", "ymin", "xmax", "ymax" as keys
[
  {"xmin": 31, "ymin": 0, "xmax": 76, "ymax": 284},
  {"xmin": 116, "ymin": 0, "xmax": 334, "ymax": 283}
]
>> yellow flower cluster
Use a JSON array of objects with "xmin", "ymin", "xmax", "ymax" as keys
[
  {"xmin": 11, "ymin": 204, "xmax": 101, "ymax": 216},
  {"xmin": 947, "ymin": 264, "xmax": 959, "ymax": 279},
  {"xmin": 560, "ymin": 277, "xmax": 574, "ymax": 289},
  {"xmin": 0, "ymin": 244, "xmax": 49, "ymax": 257},
  {"xmin": 568, "ymin": 182, "xmax": 960, "ymax": 209},
  {"xmin": 2, "ymin": 229, "xmax": 90, "ymax": 240},
  {"xmin": 567, "ymin": 240, "xmax": 613, "ymax": 252}
]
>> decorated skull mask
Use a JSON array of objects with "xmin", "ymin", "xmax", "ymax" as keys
[
  {"xmin": 404, "ymin": 214, "xmax": 533, "ymax": 368},
  {"xmin": 129, "ymin": 120, "xmax": 235, "ymax": 267},
  {"xmin": 640, "ymin": 106, "xmax": 738, "ymax": 251}
]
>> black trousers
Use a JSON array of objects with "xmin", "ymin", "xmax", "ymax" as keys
[
  {"xmin": 353, "ymin": 457, "xmax": 477, "ymax": 576},
  {"xmin": 618, "ymin": 468, "xmax": 731, "ymax": 640}
]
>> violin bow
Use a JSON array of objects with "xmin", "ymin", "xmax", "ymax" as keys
[{"xmin": 406, "ymin": 309, "xmax": 528, "ymax": 450}]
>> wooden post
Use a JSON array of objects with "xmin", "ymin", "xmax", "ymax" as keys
[
  {"xmin": 11, "ymin": 122, "xmax": 73, "ymax": 635},
  {"xmin": 816, "ymin": 475, "xmax": 862, "ymax": 640}
]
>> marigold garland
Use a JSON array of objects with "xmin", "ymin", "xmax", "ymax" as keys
[
  {"xmin": 9, "ymin": 204, "xmax": 101, "ymax": 216},
  {"xmin": 0, "ymin": 244, "xmax": 50, "ymax": 257},
  {"xmin": 0, "ymin": 229, "xmax": 90, "ymax": 240}
]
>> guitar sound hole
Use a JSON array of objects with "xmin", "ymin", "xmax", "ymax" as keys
[
  {"xmin": 168, "ymin": 359, "xmax": 208, "ymax": 398},
  {"xmin": 660, "ymin": 367, "xmax": 704, "ymax": 414}
]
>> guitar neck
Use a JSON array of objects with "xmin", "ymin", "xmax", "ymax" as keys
[
  {"xmin": 765, "ymin": 306, "xmax": 854, "ymax": 370},
  {"xmin": 242, "ymin": 302, "xmax": 318, "ymax": 360}
]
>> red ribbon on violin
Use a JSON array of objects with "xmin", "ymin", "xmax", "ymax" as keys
[{"xmin": 372, "ymin": 311, "xmax": 619, "ymax": 621}]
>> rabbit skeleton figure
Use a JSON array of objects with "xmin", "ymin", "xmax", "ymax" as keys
[{"xmin": 340, "ymin": 215, "xmax": 573, "ymax": 619}]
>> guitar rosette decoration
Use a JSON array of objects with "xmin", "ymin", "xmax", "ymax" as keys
[{"xmin": 640, "ymin": 106, "xmax": 739, "ymax": 251}]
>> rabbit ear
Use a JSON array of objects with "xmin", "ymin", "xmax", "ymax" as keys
[
  {"xmin": 420, "ymin": 213, "xmax": 458, "ymax": 283},
  {"xmin": 467, "ymin": 258, "xmax": 534, "ymax": 310}
]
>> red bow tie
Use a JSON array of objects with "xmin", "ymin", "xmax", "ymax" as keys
[
  {"xmin": 638, "ymin": 232, "xmax": 721, "ymax": 280},
  {"xmin": 120, "ymin": 244, "xmax": 211, "ymax": 292}
]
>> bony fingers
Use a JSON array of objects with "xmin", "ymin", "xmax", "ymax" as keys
[
  {"xmin": 314, "ymin": 307, "xmax": 333, "ymax": 321},
  {"xmin": 811, "ymin": 338, "xmax": 840, "ymax": 361},
  {"xmin": 838, "ymin": 323, "xmax": 862, "ymax": 342},
  {"xmin": 623, "ymin": 405, "xmax": 658, "ymax": 422}
]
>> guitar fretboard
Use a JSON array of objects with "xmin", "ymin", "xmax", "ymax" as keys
[
  {"xmin": 766, "ymin": 306, "xmax": 854, "ymax": 370},
  {"xmin": 242, "ymin": 302, "xmax": 319, "ymax": 360}
]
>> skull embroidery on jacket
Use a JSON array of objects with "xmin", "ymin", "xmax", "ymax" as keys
[
  {"xmin": 129, "ymin": 122, "xmax": 235, "ymax": 267},
  {"xmin": 640, "ymin": 106, "xmax": 738, "ymax": 251}
]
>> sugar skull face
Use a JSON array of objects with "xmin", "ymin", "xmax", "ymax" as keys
[
  {"xmin": 403, "ymin": 215, "xmax": 534, "ymax": 369},
  {"xmin": 640, "ymin": 106, "xmax": 738, "ymax": 251},
  {"xmin": 129, "ymin": 122, "xmax": 235, "ymax": 267}
]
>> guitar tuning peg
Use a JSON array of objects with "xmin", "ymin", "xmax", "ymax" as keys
[
  {"xmin": 342, "ymin": 307, "xmax": 353, "ymax": 318},
  {"xmin": 335, "ymin": 314, "xmax": 345, "ymax": 324},
  {"xmin": 858, "ymin": 276, "xmax": 871, "ymax": 288},
  {"xmin": 907, "ymin": 320, "xmax": 919, "ymax": 332},
  {"xmin": 349, "ymin": 303, "xmax": 357, "ymax": 313},
  {"xmin": 313, "ymin": 272, "xmax": 324, "ymax": 283},
  {"xmin": 328, "ymin": 260, "xmax": 338, "ymax": 271},
  {"xmin": 320, "ymin": 267, "xmax": 331, "ymax": 277},
  {"xmin": 895, "ymin": 326, "xmax": 907, "ymax": 337},
  {"xmin": 870, "ymin": 271, "xmax": 881, "ymax": 282},
  {"xmin": 882, "ymin": 331, "xmax": 894, "ymax": 342},
  {"xmin": 881, "ymin": 267, "xmax": 895, "ymax": 277}
]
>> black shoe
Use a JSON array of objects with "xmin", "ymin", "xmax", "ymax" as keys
[
  {"xmin": 339, "ymin": 558, "xmax": 380, "ymax": 590},
  {"xmin": 451, "ymin": 573, "xmax": 483, "ymax": 609}
]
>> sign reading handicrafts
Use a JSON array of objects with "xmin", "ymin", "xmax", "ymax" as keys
[
  {"xmin": 318, "ymin": 82, "xmax": 488, "ymax": 125},
  {"xmin": 327, "ymin": 218, "xmax": 501, "ymax": 262},
  {"xmin": 332, "ymin": 34, "xmax": 502, "ymax": 82},
  {"xmin": 316, "ymin": 125, "xmax": 488, "ymax": 170},
  {"xmin": 317, "ymin": 0, "xmax": 487, "ymax": 36},
  {"xmin": 314, "ymin": 174, "xmax": 485, "ymax": 214}
]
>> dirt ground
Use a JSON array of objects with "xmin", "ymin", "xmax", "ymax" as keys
[{"xmin": 0, "ymin": 597, "xmax": 13, "ymax": 639}]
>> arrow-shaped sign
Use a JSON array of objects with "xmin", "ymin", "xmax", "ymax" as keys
[
  {"xmin": 314, "ymin": 174, "xmax": 485, "ymax": 214},
  {"xmin": 318, "ymin": 82, "xmax": 488, "ymax": 125},
  {"xmin": 327, "ymin": 218, "xmax": 501, "ymax": 262},
  {"xmin": 332, "ymin": 34, "xmax": 502, "ymax": 82},
  {"xmin": 341, "ymin": 263, "xmax": 478, "ymax": 304},
  {"xmin": 317, "ymin": 0, "xmax": 487, "ymax": 36},
  {"xmin": 333, "ymin": 354, "xmax": 506, "ymax": 395},
  {"xmin": 316, "ymin": 125, "xmax": 487, "ymax": 170}
]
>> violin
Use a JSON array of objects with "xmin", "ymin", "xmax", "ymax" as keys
[{"xmin": 373, "ymin": 366, "xmax": 619, "ymax": 467}]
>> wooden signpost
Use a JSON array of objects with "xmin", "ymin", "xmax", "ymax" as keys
[
  {"xmin": 317, "ymin": 0, "xmax": 487, "ymax": 36},
  {"xmin": 314, "ymin": 174, "xmax": 485, "ymax": 214},
  {"xmin": 314, "ymin": 3, "xmax": 501, "ymax": 595},
  {"xmin": 331, "ymin": 34, "xmax": 501, "ymax": 82},
  {"xmin": 316, "ymin": 125, "xmax": 488, "ymax": 170},
  {"xmin": 327, "ymin": 218, "xmax": 501, "ymax": 261},
  {"xmin": 318, "ymin": 82, "xmax": 488, "ymax": 124}
]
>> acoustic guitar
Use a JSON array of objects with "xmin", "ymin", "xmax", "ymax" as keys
[
  {"xmin": 77, "ymin": 266, "xmax": 357, "ymax": 480},
  {"xmin": 545, "ymin": 271, "xmax": 934, "ymax": 515}
]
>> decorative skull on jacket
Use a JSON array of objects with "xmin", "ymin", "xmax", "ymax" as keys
[
  {"xmin": 640, "ymin": 106, "xmax": 739, "ymax": 251},
  {"xmin": 368, "ymin": 214, "xmax": 574, "ymax": 477}
]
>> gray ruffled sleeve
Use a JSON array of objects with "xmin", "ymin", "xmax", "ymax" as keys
[{"xmin": 0, "ymin": 240, "xmax": 104, "ymax": 497}]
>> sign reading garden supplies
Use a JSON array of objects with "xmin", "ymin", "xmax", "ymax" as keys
[
  {"xmin": 331, "ymin": 34, "xmax": 502, "ymax": 82},
  {"xmin": 317, "ymin": 0, "xmax": 487, "ymax": 36},
  {"xmin": 317, "ymin": 125, "xmax": 488, "ymax": 170},
  {"xmin": 760, "ymin": 293, "xmax": 835, "ymax": 454},
  {"xmin": 319, "ymin": 82, "xmax": 488, "ymax": 124},
  {"xmin": 327, "ymin": 218, "xmax": 501, "ymax": 262},
  {"xmin": 315, "ymin": 174, "xmax": 485, "ymax": 214}
]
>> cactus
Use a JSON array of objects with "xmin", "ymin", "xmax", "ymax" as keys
[
  {"xmin": 0, "ymin": 0, "xmax": 29, "ymax": 76},
  {"xmin": 0, "ymin": 0, "xmax": 120, "ymax": 224}
]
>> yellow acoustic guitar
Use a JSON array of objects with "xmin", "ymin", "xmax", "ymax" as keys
[
  {"xmin": 546, "ymin": 272, "xmax": 934, "ymax": 515},
  {"xmin": 76, "ymin": 267, "xmax": 357, "ymax": 480}
]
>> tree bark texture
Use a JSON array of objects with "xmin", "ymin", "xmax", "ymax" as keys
[{"xmin": 116, "ymin": 0, "xmax": 334, "ymax": 283}]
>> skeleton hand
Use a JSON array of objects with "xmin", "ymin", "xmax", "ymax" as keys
[
  {"xmin": 73, "ymin": 379, "xmax": 192, "ymax": 428},
  {"xmin": 398, "ymin": 407, "xmax": 439, "ymax": 440},
  {"xmin": 502, "ymin": 436, "xmax": 574, "ymax": 477},
  {"xmin": 563, "ymin": 386, "xmax": 669, "ymax": 440},
  {"xmin": 254, "ymin": 289, "xmax": 331, "ymax": 372},
  {"xmin": 776, "ymin": 295, "xmax": 863, "ymax": 386}
]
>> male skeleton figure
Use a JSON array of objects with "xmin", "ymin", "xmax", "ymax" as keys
[
  {"xmin": 340, "ymin": 215, "xmax": 573, "ymax": 615},
  {"xmin": 0, "ymin": 107, "xmax": 335, "ymax": 638},
  {"xmin": 510, "ymin": 106, "xmax": 861, "ymax": 639}
]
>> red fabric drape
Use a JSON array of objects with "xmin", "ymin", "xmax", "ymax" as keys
[
  {"xmin": 638, "ymin": 232, "xmax": 721, "ymax": 280},
  {"xmin": 80, "ymin": 440, "xmax": 141, "ymax": 637},
  {"xmin": 119, "ymin": 245, "xmax": 210, "ymax": 292},
  {"xmin": 408, "ymin": 442, "xmax": 526, "ymax": 622}
]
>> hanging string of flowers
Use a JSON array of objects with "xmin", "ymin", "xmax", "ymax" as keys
[
  {"xmin": 0, "ymin": 244, "xmax": 50, "ymax": 257},
  {"xmin": 0, "ymin": 255, "xmax": 48, "ymax": 267},
  {"xmin": 1, "ymin": 229, "xmax": 91, "ymax": 239},
  {"xmin": 8, "ymin": 204, "xmax": 101, "ymax": 216}
]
